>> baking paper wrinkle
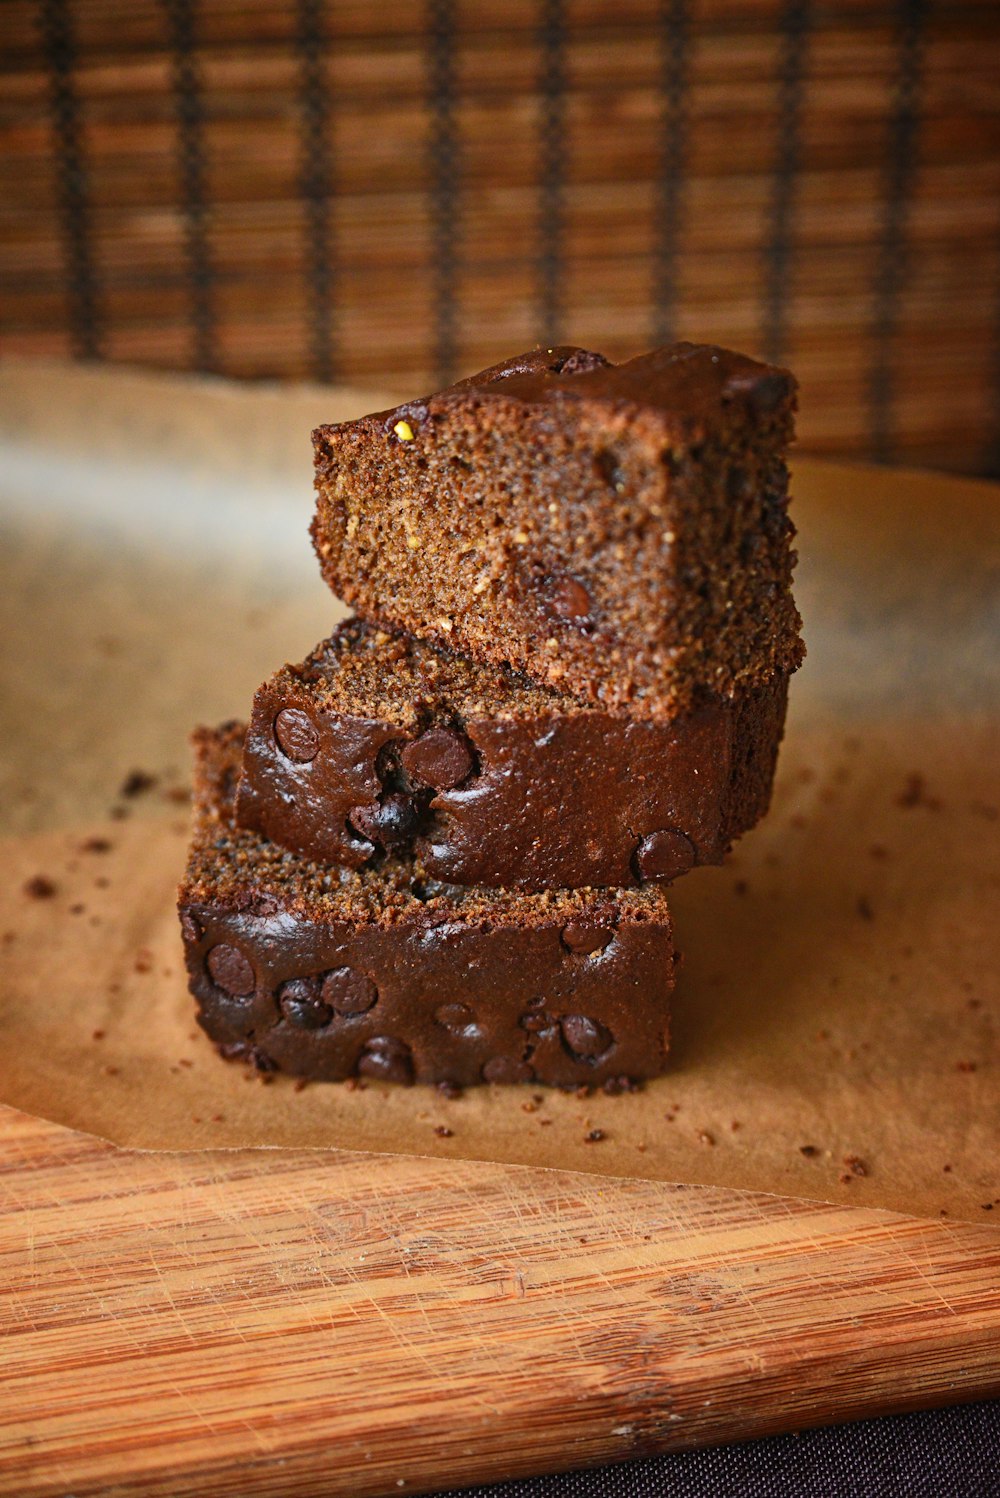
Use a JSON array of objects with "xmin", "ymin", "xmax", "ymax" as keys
[{"xmin": 0, "ymin": 359, "xmax": 997, "ymax": 1227}]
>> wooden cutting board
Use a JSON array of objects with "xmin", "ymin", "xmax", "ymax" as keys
[{"xmin": 2, "ymin": 1103, "xmax": 999, "ymax": 1497}]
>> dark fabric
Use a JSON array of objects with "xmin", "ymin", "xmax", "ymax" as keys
[{"xmin": 440, "ymin": 1399, "xmax": 1000, "ymax": 1498}]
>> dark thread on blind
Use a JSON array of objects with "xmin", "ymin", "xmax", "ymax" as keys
[
  {"xmin": 870, "ymin": 0, "xmax": 928, "ymax": 464},
  {"xmin": 986, "ymin": 238, "xmax": 1000, "ymax": 478},
  {"xmin": 652, "ymin": 0, "xmax": 689, "ymax": 347},
  {"xmin": 296, "ymin": 0, "xmax": 336, "ymax": 384},
  {"xmin": 764, "ymin": 0, "xmax": 811, "ymax": 366},
  {"xmin": 39, "ymin": 0, "xmax": 101, "ymax": 358},
  {"xmin": 164, "ymin": 0, "xmax": 215, "ymax": 373},
  {"xmin": 427, "ymin": 0, "xmax": 458, "ymax": 387},
  {"xmin": 538, "ymin": 0, "xmax": 566, "ymax": 346}
]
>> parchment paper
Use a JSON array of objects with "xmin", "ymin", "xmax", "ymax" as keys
[{"xmin": 1, "ymin": 359, "xmax": 997, "ymax": 1226}]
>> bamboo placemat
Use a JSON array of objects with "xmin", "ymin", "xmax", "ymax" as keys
[{"xmin": 1, "ymin": 0, "xmax": 999, "ymax": 472}]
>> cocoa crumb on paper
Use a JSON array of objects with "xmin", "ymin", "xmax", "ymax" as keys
[
  {"xmin": 23, "ymin": 875, "xmax": 57, "ymax": 900},
  {"xmin": 896, "ymin": 772, "xmax": 941, "ymax": 811},
  {"xmin": 120, "ymin": 769, "xmax": 158, "ymax": 799}
]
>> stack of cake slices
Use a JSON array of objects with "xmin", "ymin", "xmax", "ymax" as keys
[{"xmin": 179, "ymin": 342, "xmax": 804, "ymax": 1089}]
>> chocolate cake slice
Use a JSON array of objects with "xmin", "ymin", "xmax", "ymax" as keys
[
  {"xmin": 235, "ymin": 617, "xmax": 789, "ymax": 890},
  {"xmin": 181, "ymin": 722, "xmax": 677, "ymax": 1088},
  {"xmin": 312, "ymin": 342, "xmax": 804, "ymax": 722}
]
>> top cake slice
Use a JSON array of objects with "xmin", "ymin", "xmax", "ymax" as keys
[{"xmin": 311, "ymin": 342, "xmax": 805, "ymax": 722}]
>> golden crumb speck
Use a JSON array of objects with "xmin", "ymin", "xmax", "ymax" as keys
[{"xmin": 393, "ymin": 419, "xmax": 415, "ymax": 442}]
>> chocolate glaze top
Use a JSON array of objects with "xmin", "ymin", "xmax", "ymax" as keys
[{"xmin": 350, "ymin": 342, "xmax": 795, "ymax": 445}]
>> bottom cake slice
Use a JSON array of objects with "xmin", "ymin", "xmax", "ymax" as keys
[{"xmin": 179, "ymin": 723, "xmax": 678, "ymax": 1087}]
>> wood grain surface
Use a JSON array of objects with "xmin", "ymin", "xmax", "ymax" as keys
[{"xmin": 2, "ymin": 1104, "xmax": 999, "ymax": 1497}]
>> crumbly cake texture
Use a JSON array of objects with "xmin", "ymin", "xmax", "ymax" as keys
[
  {"xmin": 235, "ymin": 617, "xmax": 789, "ymax": 889},
  {"xmin": 311, "ymin": 342, "xmax": 805, "ymax": 722},
  {"xmin": 181, "ymin": 723, "xmax": 677, "ymax": 1087}
]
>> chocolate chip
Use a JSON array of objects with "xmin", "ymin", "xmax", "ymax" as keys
[
  {"xmin": 321, "ymin": 967, "xmax": 378, "ymax": 1015},
  {"xmin": 556, "ymin": 348, "xmax": 610, "ymax": 375},
  {"xmin": 635, "ymin": 828, "xmax": 696, "ymax": 882},
  {"xmin": 722, "ymin": 368, "xmax": 793, "ymax": 414},
  {"xmin": 518, "ymin": 1011, "xmax": 557, "ymax": 1034},
  {"xmin": 273, "ymin": 707, "xmax": 320, "ymax": 763},
  {"xmin": 560, "ymin": 1015, "xmax": 614, "ymax": 1060},
  {"xmin": 348, "ymin": 794, "xmax": 421, "ymax": 851},
  {"xmin": 180, "ymin": 911, "xmax": 203, "ymax": 944},
  {"xmin": 482, "ymin": 1056, "xmax": 535, "ymax": 1084},
  {"xmin": 400, "ymin": 727, "xmax": 475, "ymax": 790},
  {"xmin": 602, "ymin": 1075, "xmax": 639, "ymax": 1095},
  {"xmin": 206, "ymin": 944, "xmax": 255, "ymax": 997},
  {"xmin": 356, "ymin": 1035, "xmax": 413, "ymax": 1084},
  {"xmin": 726, "ymin": 464, "xmax": 752, "ymax": 501},
  {"xmin": 278, "ymin": 978, "xmax": 333, "ymax": 1029},
  {"xmin": 561, "ymin": 922, "xmax": 613, "ymax": 955},
  {"xmin": 434, "ymin": 1001, "xmax": 478, "ymax": 1034},
  {"xmin": 247, "ymin": 1046, "xmax": 278, "ymax": 1074},
  {"xmin": 544, "ymin": 572, "xmax": 593, "ymax": 624},
  {"xmin": 595, "ymin": 449, "xmax": 625, "ymax": 493}
]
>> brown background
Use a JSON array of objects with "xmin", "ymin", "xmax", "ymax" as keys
[{"xmin": 2, "ymin": 0, "xmax": 999, "ymax": 473}]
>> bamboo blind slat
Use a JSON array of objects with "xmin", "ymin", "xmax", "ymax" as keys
[{"xmin": 1, "ymin": 0, "xmax": 998, "ymax": 471}]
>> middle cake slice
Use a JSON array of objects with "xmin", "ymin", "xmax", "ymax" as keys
[{"xmin": 235, "ymin": 617, "xmax": 788, "ymax": 891}]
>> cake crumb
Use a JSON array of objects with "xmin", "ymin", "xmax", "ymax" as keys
[
  {"xmin": 23, "ymin": 875, "xmax": 57, "ymax": 899},
  {"xmin": 434, "ymin": 1125, "xmax": 454, "ymax": 1138},
  {"xmin": 799, "ymin": 1144, "xmax": 819, "ymax": 1157},
  {"xmin": 584, "ymin": 1129, "xmax": 606, "ymax": 1143}
]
